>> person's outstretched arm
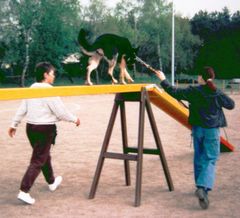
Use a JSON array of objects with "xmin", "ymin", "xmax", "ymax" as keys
[
  {"xmin": 154, "ymin": 70, "xmax": 194, "ymax": 101},
  {"xmin": 47, "ymin": 97, "xmax": 80, "ymax": 126}
]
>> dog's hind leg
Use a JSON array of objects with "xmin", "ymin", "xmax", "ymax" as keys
[{"xmin": 85, "ymin": 54, "xmax": 102, "ymax": 85}]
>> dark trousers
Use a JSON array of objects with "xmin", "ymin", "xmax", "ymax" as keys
[{"xmin": 20, "ymin": 123, "xmax": 57, "ymax": 192}]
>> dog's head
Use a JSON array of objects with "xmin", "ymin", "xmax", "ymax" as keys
[{"xmin": 124, "ymin": 47, "xmax": 139, "ymax": 70}]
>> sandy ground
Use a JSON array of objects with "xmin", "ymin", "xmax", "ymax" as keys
[{"xmin": 0, "ymin": 93, "xmax": 240, "ymax": 218}]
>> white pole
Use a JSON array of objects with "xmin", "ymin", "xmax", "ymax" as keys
[{"xmin": 171, "ymin": 1, "xmax": 175, "ymax": 86}]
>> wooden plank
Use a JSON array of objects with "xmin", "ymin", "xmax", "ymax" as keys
[
  {"xmin": 103, "ymin": 152, "xmax": 137, "ymax": 161},
  {"xmin": 125, "ymin": 147, "xmax": 160, "ymax": 155},
  {"xmin": 0, "ymin": 84, "xmax": 150, "ymax": 101},
  {"xmin": 148, "ymin": 88, "xmax": 190, "ymax": 129}
]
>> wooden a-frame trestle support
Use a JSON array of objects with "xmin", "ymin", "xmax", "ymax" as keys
[{"xmin": 89, "ymin": 88, "xmax": 174, "ymax": 207}]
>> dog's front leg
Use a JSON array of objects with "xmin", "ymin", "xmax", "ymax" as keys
[
  {"xmin": 119, "ymin": 67, "xmax": 126, "ymax": 84},
  {"xmin": 119, "ymin": 56, "xmax": 128, "ymax": 84},
  {"xmin": 107, "ymin": 57, "xmax": 118, "ymax": 84},
  {"xmin": 119, "ymin": 56, "xmax": 134, "ymax": 84},
  {"xmin": 124, "ymin": 69, "xmax": 134, "ymax": 83}
]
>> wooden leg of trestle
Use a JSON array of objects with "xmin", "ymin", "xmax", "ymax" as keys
[
  {"xmin": 135, "ymin": 89, "xmax": 146, "ymax": 206},
  {"xmin": 89, "ymin": 101, "xmax": 119, "ymax": 199},
  {"xmin": 120, "ymin": 102, "xmax": 131, "ymax": 186},
  {"xmin": 145, "ymin": 93, "xmax": 174, "ymax": 191}
]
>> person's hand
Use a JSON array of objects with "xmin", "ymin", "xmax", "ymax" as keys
[
  {"xmin": 75, "ymin": 118, "xmax": 80, "ymax": 127},
  {"xmin": 154, "ymin": 70, "xmax": 166, "ymax": 81},
  {"xmin": 8, "ymin": 127, "xmax": 16, "ymax": 137}
]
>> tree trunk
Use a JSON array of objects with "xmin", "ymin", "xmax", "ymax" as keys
[
  {"xmin": 21, "ymin": 29, "xmax": 30, "ymax": 87},
  {"xmin": 157, "ymin": 34, "xmax": 163, "ymax": 71},
  {"xmin": 133, "ymin": 14, "xmax": 137, "ymax": 79}
]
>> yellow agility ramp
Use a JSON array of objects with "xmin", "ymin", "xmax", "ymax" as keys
[
  {"xmin": 148, "ymin": 86, "xmax": 191, "ymax": 129},
  {"xmin": 147, "ymin": 85, "xmax": 234, "ymax": 152},
  {"xmin": 0, "ymin": 84, "xmax": 149, "ymax": 101},
  {"xmin": 0, "ymin": 83, "xmax": 234, "ymax": 151}
]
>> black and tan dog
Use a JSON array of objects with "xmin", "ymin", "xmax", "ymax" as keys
[{"xmin": 78, "ymin": 29, "xmax": 138, "ymax": 85}]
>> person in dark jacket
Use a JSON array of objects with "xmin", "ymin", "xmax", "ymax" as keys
[{"xmin": 154, "ymin": 67, "xmax": 235, "ymax": 209}]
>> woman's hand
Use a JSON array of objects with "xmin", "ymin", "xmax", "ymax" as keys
[
  {"xmin": 8, "ymin": 127, "xmax": 16, "ymax": 137},
  {"xmin": 154, "ymin": 70, "xmax": 166, "ymax": 81},
  {"xmin": 75, "ymin": 118, "xmax": 80, "ymax": 127}
]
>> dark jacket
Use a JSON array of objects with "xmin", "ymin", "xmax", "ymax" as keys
[{"xmin": 160, "ymin": 80, "xmax": 235, "ymax": 128}]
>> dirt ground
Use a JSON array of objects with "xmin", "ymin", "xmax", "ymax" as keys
[{"xmin": 0, "ymin": 93, "xmax": 240, "ymax": 218}]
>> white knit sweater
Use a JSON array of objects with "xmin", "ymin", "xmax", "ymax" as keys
[{"xmin": 11, "ymin": 82, "xmax": 78, "ymax": 128}]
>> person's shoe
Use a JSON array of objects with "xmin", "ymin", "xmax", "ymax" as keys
[
  {"xmin": 17, "ymin": 190, "xmax": 35, "ymax": 205},
  {"xmin": 195, "ymin": 188, "xmax": 209, "ymax": 209},
  {"xmin": 49, "ymin": 176, "xmax": 62, "ymax": 192}
]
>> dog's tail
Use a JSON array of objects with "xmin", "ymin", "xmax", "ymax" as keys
[
  {"xmin": 78, "ymin": 29, "xmax": 90, "ymax": 49},
  {"xmin": 78, "ymin": 28, "xmax": 97, "ymax": 56}
]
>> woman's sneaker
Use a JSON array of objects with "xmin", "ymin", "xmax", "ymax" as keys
[
  {"xmin": 195, "ymin": 188, "xmax": 209, "ymax": 209},
  {"xmin": 49, "ymin": 176, "xmax": 63, "ymax": 192},
  {"xmin": 17, "ymin": 190, "xmax": 35, "ymax": 205}
]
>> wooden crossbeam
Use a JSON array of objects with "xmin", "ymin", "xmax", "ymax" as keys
[
  {"xmin": 103, "ymin": 152, "xmax": 138, "ymax": 161},
  {"xmin": 0, "ymin": 84, "xmax": 151, "ymax": 101}
]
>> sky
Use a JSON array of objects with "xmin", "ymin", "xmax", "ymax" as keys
[
  {"xmin": 81, "ymin": 0, "xmax": 240, "ymax": 18},
  {"xmin": 172, "ymin": 0, "xmax": 240, "ymax": 17}
]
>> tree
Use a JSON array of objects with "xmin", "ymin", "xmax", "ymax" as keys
[
  {"xmin": 231, "ymin": 11, "xmax": 240, "ymax": 28},
  {"xmin": 137, "ymin": 0, "xmax": 171, "ymax": 71},
  {"xmin": 31, "ymin": 0, "xmax": 82, "ymax": 72},
  {"xmin": 9, "ymin": 0, "xmax": 41, "ymax": 87},
  {"xmin": 82, "ymin": 0, "xmax": 107, "ymax": 34},
  {"xmin": 174, "ymin": 17, "xmax": 202, "ymax": 73},
  {"xmin": 0, "ymin": 0, "xmax": 82, "ymax": 86},
  {"xmin": 191, "ymin": 9, "xmax": 240, "ymax": 78},
  {"xmin": 136, "ymin": 0, "xmax": 200, "ymax": 75}
]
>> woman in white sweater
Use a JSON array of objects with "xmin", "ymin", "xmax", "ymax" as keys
[{"xmin": 8, "ymin": 62, "xmax": 80, "ymax": 205}]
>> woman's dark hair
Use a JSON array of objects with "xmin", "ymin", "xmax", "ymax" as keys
[
  {"xmin": 34, "ymin": 62, "xmax": 55, "ymax": 82},
  {"xmin": 201, "ymin": 66, "xmax": 217, "ymax": 91}
]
